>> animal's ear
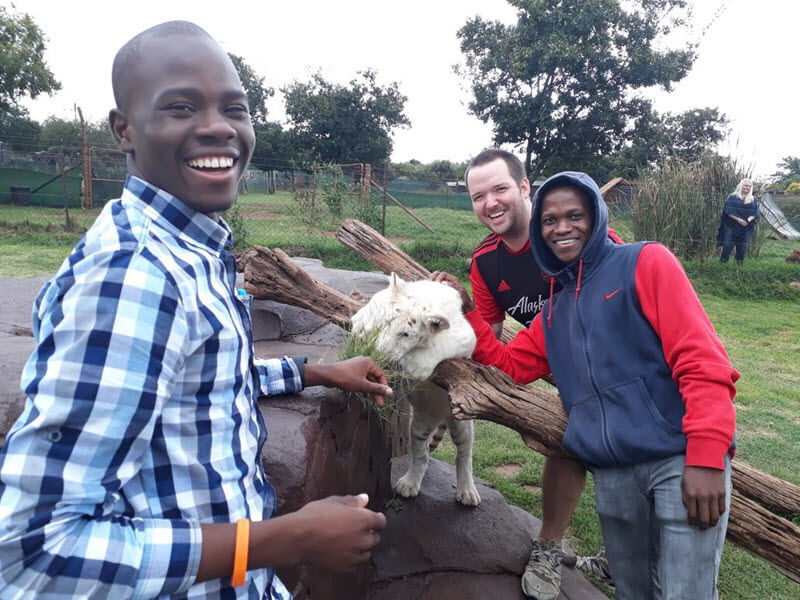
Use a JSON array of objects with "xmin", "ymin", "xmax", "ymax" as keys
[
  {"xmin": 425, "ymin": 315, "xmax": 450, "ymax": 332},
  {"xmin": 389, "ymin": 272, "xmax": 406, "ymax": 297}
]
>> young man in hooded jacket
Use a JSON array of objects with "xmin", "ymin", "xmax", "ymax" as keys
[{"xmin": 434, "ymin": 171, "xmax": 737, "ymax": 600}]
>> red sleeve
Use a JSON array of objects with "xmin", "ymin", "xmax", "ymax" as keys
[
  {"xmin": 469, "ymin": 259, "xmax": 505, "ymax": 325},
  {"xmin": 635, "ymin": 244, "xmax": 738, "ymax": 469},
  {"xmin": 466, "ymin": 308, "xmax": 551, "ymax": 384}
]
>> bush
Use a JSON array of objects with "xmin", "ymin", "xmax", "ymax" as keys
[
  {"xmin": 290, "ymin": 163, "xmax": 382, "ymax": 231},
  {"xmin": 223, "ymin": 198, "xmax": 249, "ymax": 249},
  {"xmin": 785, "ymin": 181, "xmax": 800, "ymax": 195}
]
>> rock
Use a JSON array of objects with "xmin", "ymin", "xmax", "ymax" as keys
[
  {"xmin": 368, "ymin": 456, "xmax": 607, "ymax": 600},
  {"xmin": 263, "ymin": 389, "xmax": 393, "ymax": 600}
]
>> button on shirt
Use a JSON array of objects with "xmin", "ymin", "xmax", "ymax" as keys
[{"xmin": 0, "ymin": 176, "xmax": 298, "ymax": 599}]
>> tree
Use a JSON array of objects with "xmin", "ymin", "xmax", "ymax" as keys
[
  {"xmin": 228, "ymin": 53, "xmax": 273, "ymax": 127},
  {"xmin": 0, "ymin": 112, "xmax": 41, "ymax": 150},
  {"xmin": 0, "ymin": 6, "xmax": 60, "ymax": 116},
  {"xmin": 251, "ymin": 122, "xmax": 296, "ymax": 171},
  {"xmin": 456, "ymin": 0, "xmax": 695, "ymax": 178},
  {"xmin": 227, "ymin": 53, "xmax": 292, "ymax": 171},
  {"xmin": 772, "ymin": 156, "xmax": 800, "ymax": 190},
  {"xmin": 662, "ymin": 107, "xmax": 729, "ymax": 163},
  {"xmin": 580, "ymin": 105, "xmax": 729, "ymax": 181},
  {"xmin": 39, "ymin": 116, "xmax": 114, "ymax": 151},
  {"xmin": 283, "ymin": 70, "xmax": 409, "ymax": 166}
]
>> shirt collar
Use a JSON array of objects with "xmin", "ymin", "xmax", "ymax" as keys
[{"xmin": 122, "ymin": 174, "xmax": 233, "ymax": 254}]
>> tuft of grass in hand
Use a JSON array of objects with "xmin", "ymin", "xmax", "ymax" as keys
[{"xmin": 340, "ymin": 327, "xmax": 420, "ymax": 421}]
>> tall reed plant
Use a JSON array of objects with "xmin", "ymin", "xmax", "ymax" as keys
[{"xmin": 632, "ymin": 154, "xmax": 753, "ymax": 261}]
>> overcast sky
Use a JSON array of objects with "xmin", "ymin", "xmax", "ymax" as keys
[{"xmin": 8, "ymin": 0, "xmax": 797, "ymax": 178}]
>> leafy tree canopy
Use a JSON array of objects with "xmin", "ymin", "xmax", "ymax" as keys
[
  {"xmin": 39, "ymin": 116, "xmax": 115, "ymax": 151},
  {"xmin": 0, "ymin": 112, "xmax": 41, "ymax": 150},
  {"xmin": 252, "ymin": 122, "xmax": 296, "ymax": 171},
  {"xmin": 562, "ymin": 105, "xmax": 730, "ymax": 182},
  {"xmin": 228, "ymin": 53, "xmax": 273, "ymax": 127},
  {"xmin": 391, "ymin": 159, "xmax": 467, "ymax": 182},
  {"xmin": 283, "ymin": 69, "xmax": 409, "ymax": 166},
  {"xmin": 456, "ymin": 0, "xmax": 695, "ymax": 178},
  {"xmin": 772, "ymin": 155, "xmax": 800, "ymax": 190},
  {"xmin": 0, "ymin": 6, "xmax": 60, "ymax": 116},
  {"xmin": 226, "ymin": 53, "xmax": 294, "ymax": 171},
  {"xmin": 662, "ymin": 107, "xmax": 729, "ymax": 163}
]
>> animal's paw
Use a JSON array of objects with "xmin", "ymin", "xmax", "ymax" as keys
[
  {"xmin": 456, "ymin": 482, "xmax": 481, "ymax": 506},
  {"xmin": 394, "ymin": 474, "xmax": 422, "ymax": 498}
]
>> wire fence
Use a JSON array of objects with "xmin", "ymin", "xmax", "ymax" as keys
[
  {"xmin": 2, "ymin": 135, "xmax": 798, "ymax": 250},
  {"xmin": 0, "ymin": 145, "xmax": 125, "ymax": 208}
]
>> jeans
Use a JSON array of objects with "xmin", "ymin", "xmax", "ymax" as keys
[
  {"xmin": 592, "ymin": 454, "xmax": 731, "ymax": 600},
  {"xmin": 720, "ymin": 223, "xmax": 753, "ymax": 264}
]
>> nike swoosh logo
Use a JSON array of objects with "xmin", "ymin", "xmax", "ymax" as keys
[{"xmin": 604, "ymin": 288, "xmax": 622, "ymax": 301}]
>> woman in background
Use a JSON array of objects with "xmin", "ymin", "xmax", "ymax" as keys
[{"xmin": 718, "ymin": 178, "xmax": 759, "ymax": 265}]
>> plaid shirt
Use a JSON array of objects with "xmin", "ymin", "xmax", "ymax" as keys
[{"xmin": 0, "ymin": 176, "xmax": 297, "ymax": 599}]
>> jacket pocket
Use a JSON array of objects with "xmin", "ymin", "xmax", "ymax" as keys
[
  {"xmin": 599, "ymin": 378, "xmax": 685, "ymax": 465},
  {"xmin": 563, "ymin": 394, "xmax": 618, "ymax": 467}
]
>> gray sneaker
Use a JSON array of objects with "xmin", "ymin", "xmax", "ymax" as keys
[
  {"xmin": 521, "ymin": 538, "xmax": 562, "ymax": 600},
  {"xmin": 574, "ymin": 548, "xmax": 613, "ymax": 583}
]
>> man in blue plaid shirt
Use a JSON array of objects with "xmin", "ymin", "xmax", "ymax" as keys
[{"xmin": 0, "ymin": 21, "xmax": 392, "ymax": 599}]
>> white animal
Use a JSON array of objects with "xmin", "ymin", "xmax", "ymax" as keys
[{"xmin": 351, "ymin": 273, "xmax": 481, "ymax": 505}]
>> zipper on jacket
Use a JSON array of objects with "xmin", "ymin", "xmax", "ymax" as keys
[{"xmin": 574, "ymin": 292, "xmax": 620, "ymax": 464}]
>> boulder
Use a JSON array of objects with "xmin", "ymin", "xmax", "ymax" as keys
[
  {"xmin": 368, "ymin": 456, "xmax": 606, "ymax": 600},
  {"xmin": 262, "ymin": 389, "xmax": 393, "ymax": 599}
]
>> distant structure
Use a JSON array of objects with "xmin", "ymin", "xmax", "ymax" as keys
[
  {"xmin": 760, "ymin": 192, "xmax": 800, "ymax": 240},
  {"xmin": 600, "ymin": 177, "xmax": 638, "ymax": 208}
]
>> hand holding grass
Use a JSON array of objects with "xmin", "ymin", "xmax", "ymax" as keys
[{"xmin": 306, "ymin": 356, "xmax": 393, "ymax": 407}]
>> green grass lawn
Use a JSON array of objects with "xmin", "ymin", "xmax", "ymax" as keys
[{"xmin": 1, "ymin": 191, "xmax": 799, "ymax": 598}]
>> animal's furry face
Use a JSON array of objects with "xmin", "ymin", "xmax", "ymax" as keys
[{"xmin": 351, "ymin": 274, "xmax": 476, "ymax": 380}]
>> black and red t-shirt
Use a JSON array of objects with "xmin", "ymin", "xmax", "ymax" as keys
[
  {"xmin": 470, "ymin": 229, "xmax": 623, "ymax": 327},
  {"xmin": 470, "ymin": 234, "xmax": 558, "ymax": 328}
]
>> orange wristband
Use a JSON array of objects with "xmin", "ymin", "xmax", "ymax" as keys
[{"xmin": 231, "ymin": 518, "xmax": 250, "ymax": 587}]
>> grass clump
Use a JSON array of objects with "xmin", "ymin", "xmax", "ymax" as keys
[{"xmin": 339, "ymin": 326, "xmax": 420, "ymax": 421}]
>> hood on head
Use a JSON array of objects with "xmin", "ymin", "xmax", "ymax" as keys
[{"xmin": 529, "ymin": 171, "xmax": 609, "ymax": 277}]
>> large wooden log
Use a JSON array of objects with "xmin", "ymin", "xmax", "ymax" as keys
[
  {"xmin": 727, "ymin": 491, "xmax": 800, "ymax": 583},
  {"xmin": 243, "ymin": 242, "xmax": 800, "ymax": 583},
  {"xmin": 244, "ymin": 245, "xmax": 359, "ymax": 330},
  {"xmin": 732, "ymin": 460, "xmax": 800, "ymax": 516},
  {"xmin": 335, "ymin": 218, "xmax": 430, "ymax": 282}
]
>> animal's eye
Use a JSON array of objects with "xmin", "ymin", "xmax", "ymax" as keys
[{"xmin": 402, "ymin": 332, "xmax": 409, "ymax": 337}]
